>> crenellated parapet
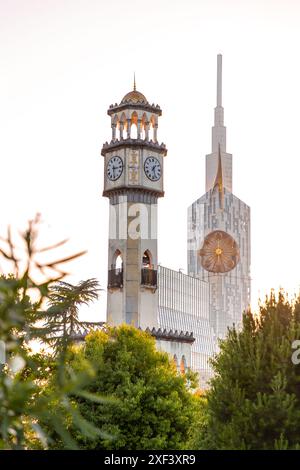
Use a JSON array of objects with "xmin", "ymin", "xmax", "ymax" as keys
[{"xmin": 144, "ymin": 327, "xmax": 195, "ymax": 344}]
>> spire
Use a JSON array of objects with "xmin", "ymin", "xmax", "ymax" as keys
[
  {"xmin": 206, "ymin": 54, "xmax": 232, "ymax": 194},
  {"xmin": 133, "ymin": 72, "xmax": 136, "ymax": 91},
  {"xmin": 217, "ymin": 53, "xmax": 222, "ymax": 107},
  {"xmin": 212, "ymin": 54, "xmax": 226, "ymax": 153}
]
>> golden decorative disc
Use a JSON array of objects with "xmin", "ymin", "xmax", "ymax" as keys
[{"xmin": 199, "ymin": 230, "xmax": 240, "ymax": 273}]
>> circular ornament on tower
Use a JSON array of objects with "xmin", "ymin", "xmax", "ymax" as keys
[
  {"xmin": 144, "ymin": 156, "xmax": 161, "ymax": 182},
  {"xmin": 199, "ymin": 230, "xmax": 240, "ymax": 273},
  {"xmin": 107, "ymin": 156, "xmax": 123, "ymax": 181}
]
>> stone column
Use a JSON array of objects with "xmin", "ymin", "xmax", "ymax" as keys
[
  {"xmin": 127, "ymin": 119, "xmax": 131, "ymax": 139},
  {"xmin": 137, "ymin": 119, "xmax": 141, "ymax": 139},
  {"xmin": 112, "ymin": 123, "xmax": 116, "ymax": 141},
  {"xmin": 120, "ymin": 122, "xmax": 124, "ymax": 140},
  {"xmin": 153, "ymin": 124, "xmax": 158, "ymax": 143},
  {"xmin": 145, "ymin": 122, "xmax": 149, "ymax": 141}
]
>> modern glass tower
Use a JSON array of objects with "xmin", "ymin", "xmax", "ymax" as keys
[{"xmin": 187, "ymin": 54, "xmax": 251, "ymax": 339}]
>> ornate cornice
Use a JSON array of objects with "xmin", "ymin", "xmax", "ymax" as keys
[
  {"xmin": 107, "ymin": 102, "xmax": 162, "ymax": 116},
  {"xmin": 144, "ymin": 327, "xmax": 195, "ymax": 344},
  {"xmin": 101, "ymin": 139, "xmax": 167, "ymax": 157},
  {"xmin": 103, "ymin": 187, "xmax": 164, "ymax": 202}
]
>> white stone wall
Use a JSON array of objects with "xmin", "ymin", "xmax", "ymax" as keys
[{"xmin": 156, "ymin": 338, "xmax": 192, "ymax": 371}]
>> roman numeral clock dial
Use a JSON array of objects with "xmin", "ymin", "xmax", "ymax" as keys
[
  {"xmin": 107, "ymin": 156, "xmax": 123, "ymax": 181},
  {"xmin": 144, "ymin": 156, "xmax": 161, "ymax": 181}
]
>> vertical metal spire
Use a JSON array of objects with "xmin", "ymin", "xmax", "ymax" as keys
[
  {"xmin": 206, "ymin": 54, "xmax": 232, "ymax": 193},
  {"xmin": 217, "ymin": 54, "xmax": 222, "ymax": 107},
  {"xmin": 133, "ymin": 72, "xmax": 136, "ymax": 91},
  {"xmin": 212, "ymin": 54, "xmax": 225, "ymax": 151}
]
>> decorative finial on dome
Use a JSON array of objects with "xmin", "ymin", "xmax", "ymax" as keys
[{"xmin": 133, "ymin": 72, "xmax": 136, "ymax": 91}]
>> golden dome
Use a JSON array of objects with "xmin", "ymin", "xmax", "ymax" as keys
[{"xmin": 121, "ymin": 90, "xmax": 148, "ymax": 105}]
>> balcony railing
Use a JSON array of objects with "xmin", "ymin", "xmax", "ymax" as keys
[
  {"xmin": 141, "ymin": 268, "xmax": 157, "ymax": 288},
  {"xmin": 108, "ymin": 268, "xmax": 123, "ymax": 288}
]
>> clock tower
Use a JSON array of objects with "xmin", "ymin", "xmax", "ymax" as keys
[{"xmin": 102, "ymin": 80, "xmax": 167, "ymax": 330}]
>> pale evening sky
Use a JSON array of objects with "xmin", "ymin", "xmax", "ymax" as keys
[{"xmin": 0, "ymin": 0, "xmax": 299, "ymax": 321}]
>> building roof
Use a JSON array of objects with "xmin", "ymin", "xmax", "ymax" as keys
[{"xmin": 121, "ymin": 89, "xmax": 148, "ymax": 105}]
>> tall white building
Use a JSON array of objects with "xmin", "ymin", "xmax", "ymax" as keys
[{"xmin": 187, "ymin": 54, "xmax": 251, "ymax": 339}]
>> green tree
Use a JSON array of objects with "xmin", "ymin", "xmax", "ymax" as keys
[
  {"xmin": 67, "ymin": 325, "xmax": 198, "ymax": 450},
  {"xmin": 42, "ymin": 278, "xmax": 100, "ymax": 352},
  {"xmin": 192, "ymin": 291, "xmax": 300, "ymax": 450},
  {"xmin": 0, "ymin": 215, "xmax": 108, "ymax": 449}
]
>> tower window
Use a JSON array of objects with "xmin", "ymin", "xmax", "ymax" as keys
[
  {"xmin": 108, "ymin": 249, "xmax": 123, "ymax": 289},
  {"xmin": 142, "ymin": 250, "xmax": 152, "ymax": 268},
  {"xmin": 112, "ymin": 249, "xmax": 123, "ymax": 271}
]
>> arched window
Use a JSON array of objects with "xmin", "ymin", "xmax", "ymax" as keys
[
  {"xmin": 115, "ymin": 122, "xmax": 120, "ymax": 140},
  {"xmin": 142, "ymin": 250, "xmax": 152, "ymax": 268},
  {"xmin": 112, "ymin": 114, "xmax": 119, "ymax": 140},
  {"xmin": 173, "ymin": 354, "xmax": 178, "ymax": 371},
  {"xmin": 149, "ymin": 122, "xmax": 154, "ymax": 141},
  {"xmin": 149, "ymin": 115, "xmax": 156, "ymax": 141},
  {"xmin": 112, "ymin": 249, "xmax": 123, "ymax": 271},
  {"xmin": 180, "ymin": 355, "xmax": 186, "ymax": 375},
  {"xmin": 131, "ymin": 112, "xmax": 138, "ymax": 139}
]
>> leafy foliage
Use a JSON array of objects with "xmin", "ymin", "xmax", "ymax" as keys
[
  {"xmin": 192, "ymin": 291, "xmax": 300, "ymax": 450},
  {"xmin": 40, "ymin": 278, "xmax": 101, "ymax": 352},
  {"xmin": 66, "ymin": 325, "xmax": 198, "ymax": 450},
  {"xmin": 0, "ymin": 215, "xmax": 105, "ymax": 449}
]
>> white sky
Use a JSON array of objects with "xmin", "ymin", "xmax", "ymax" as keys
[{"xmin": 0, "ymin": 0, "xmax": 300, "ymax": 321}]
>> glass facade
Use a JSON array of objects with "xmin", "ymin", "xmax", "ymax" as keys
[
  {"xmin": 158, "ymin": 266, "xmax": 215, "ymax": 388},
  {"xmin": 187, "ymin": 188, "xmax": 251, "ymax": 339}
]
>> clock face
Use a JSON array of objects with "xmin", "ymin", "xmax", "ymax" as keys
[
  {"xmin": 144, "ymin": 156, "xmax": 161, "ymax": 181},
  {"xmin": 107, "ymin": 156, "xmax": 123, "ymax": 181},
  {"xmin": 199, "ymin": 230, "xmax": 240, "ymax": 273}
]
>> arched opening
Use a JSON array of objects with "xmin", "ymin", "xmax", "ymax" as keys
[
  {"xmin": 115, "ymin": 122, "xmax": 120, "ymax": 140},
  {"xmin": 149, "ymin": 115, "xmax": 156, "ymax": 142},
  {"xmin": 141, "ymin": 250, "xmax": 157, "ymax": 287},
  {"xmin": 149, "ymin": 122, "xmax": 154, "ymax": 141},
  {"xmin": 173, "ymin": 354, "xmax": 179, "ymax": 371},
  {"xmin": 111, "ymin": 249, "xmax": 123, "ymax": 270},
  {"xmin": 108, "ymin": 249, "xmax": 123, "ymax": 288},
  {"xmin": 142, "ymin": 249, "xmax": 152, "ymax": 268},
  {"xmin": 112, "ymin": 114, "xmax": 119, "ymax": 141},
  {"xmin": 131, "ymin": 112, "xmax": 138, "ymax": 139},
  {"xmin": 115, "ymin": 253, "xmax": 123, "ymax": 270},
  {"xmin": 180, "ymin": 355, "xmax": 187, "ymax": 375}
]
